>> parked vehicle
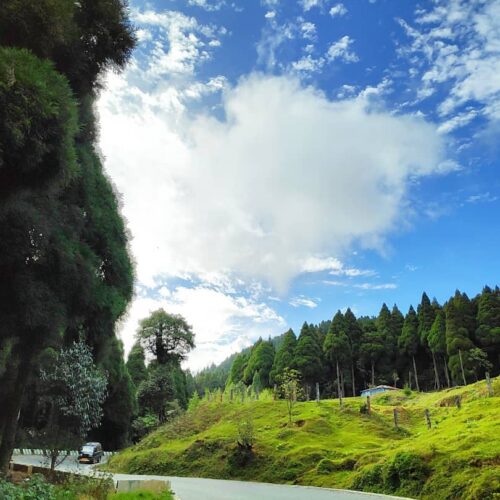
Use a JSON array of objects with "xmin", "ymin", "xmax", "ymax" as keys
[{"xmin": 78, "ymin": 442, "xmax": 103, "ymax": 464}]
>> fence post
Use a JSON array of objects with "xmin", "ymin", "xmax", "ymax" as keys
[
  {"xmin": 273, "ymin": 384, "xmax": 277, "ymax": 401},
  {"xmin": 486, "ymin": 372, "xmax": 493, "ymax": 397},
  {"xmin": 425, "ymin": 409, "xmax": 432, "ymax": 429},
  {"xmin": 366, "ymin": 395, "xmax": 371, "ymax": 415},
  {"xmin": 393, "ymin": 408, "xmax": 399, "ymax": 429},
  {"xmin": 316, "ymin": 382, "xmax": 320, "ymax": 403},
  {"xmin": 455, "ymin": 395, "xmax": 462, "ymax": 409}
]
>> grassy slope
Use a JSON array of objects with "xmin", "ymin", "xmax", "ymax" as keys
[{"xmin": 107, "ymin": 378, "xmax": 500, "ymax": 499}]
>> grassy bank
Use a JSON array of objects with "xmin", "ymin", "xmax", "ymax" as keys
[{"xmin": 107, "ymin": 378, "xmax": 500, "ymax": 499}]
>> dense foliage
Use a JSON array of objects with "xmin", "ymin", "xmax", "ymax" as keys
[
  {"xmin": 0, "ymin": 0, "xmax": 136, "ymax": 468},
  {"xmin": 199, "ymin": 287, "xmax": 500, "ymax": 397}
]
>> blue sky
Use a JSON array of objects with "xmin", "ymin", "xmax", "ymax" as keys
[{"xmin": 97, "ymin": 0, "xmax": 500, "ymax": 371}]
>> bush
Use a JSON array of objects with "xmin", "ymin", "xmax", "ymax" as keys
[
  {"xmin": 0, "ymin": 474, "xmax": 56, "ymax": 500},
  {"xmin": 317, "ymin": 458, "xmax": 357, "ymax": 474},
  {"xmin": 383, "ymin": 452, "xmax": 429, "ymax": 494},
  {"xmin": 403, "ymin": 385, "xmax": 412, "ymax": 397}
]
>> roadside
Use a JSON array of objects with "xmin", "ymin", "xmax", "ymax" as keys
[{"xmin": 11, "ymin": 454, "xmax": 412, "ymax": 500}]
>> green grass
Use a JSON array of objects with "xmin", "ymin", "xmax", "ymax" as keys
[{"xmin": 106, "ymin": 378, "xmax": 500, "ymax": 499}]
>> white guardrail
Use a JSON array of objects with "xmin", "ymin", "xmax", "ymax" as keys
[{"xmin": 13, "ymin": 449, "xmax": 116, "ymax": 457}]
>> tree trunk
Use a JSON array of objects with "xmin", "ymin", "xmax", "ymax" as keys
[
  {"xmin": 341, "ymin": 370, "xmax": 345, "ymax": 399},
  {"xmin": 431, "ymin": 351, "xmax": 440, "ymax": 390},
  {"xmin": 443, "ymin": 355, "xmax": 451, "ymax": 388},
  {"xmin": 412, "ymin": 356, "xmax": 420, "ymax": 392},
  {"xmin": 459, "ymin": 349, "xmax": 467, "ymax": 386},
  {"xmin": 336, "ymin": 361, "xmax": 343, "ymax": 407},
  {"xmin": 0, "ymin": 357, "xmax": 29, "ymax": 474},
  {"xmin": 351, "ymin": 363, "xmax": 356, "ymax": 397},
  {"xmin": 371, "ymin": 361, "xmax": 375, "ymax": 387}
]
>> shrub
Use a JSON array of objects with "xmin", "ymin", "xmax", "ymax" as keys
[
  {"xmin": 0, "ymin": 474, "xmax": 56, "ymax": 500},
  {"xmin": 403, "ymin": 385, "xmax": 412, "ymax": 397},
  {"xmin": 317, "ymin": 458, "xmax": 357, "ymax": 474},
  {"xmin": 383, "ymin": 452, "xmax": 429, "ymax": 495},
  {"xmin": 351, "ymin": 463, "xmax": 385, "ymax": 492}
]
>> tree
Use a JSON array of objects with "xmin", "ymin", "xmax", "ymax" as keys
[
  {"xmin": 294, "ymin": 323, "xmax": 323, "ymax": 389},
  {"xmin": 358, "ymin": 319, "xmax": 385, "ymax": 387},
  {"xmin": 475, "ymin": 286, "xmax": 500, "ymax": 374},
  {"xmin": 228, "ymin": 352, "xmax": 249, "ymax": 386},
  {"xmin": 92, "ymin": 337, "xmax": 136, "ymax": 450},
  {"xmin": 127, "ymin": 341, "xmax": 148, "ymax": 388},
  {"xmin": 324, "ymin": 312, "xmax": 349, "ymax": 399},
  {"xmin": 344, "ymin": 308, "xmax": 363, "ymax": 396},
  {"xmin": 445, "ymin": 292, "xmax": 476, "ymax": 385},
  {"xmin": 269, "ymin": 329, "xmax": 297, "ymax": 384},
  {"xmin": 137, "ymin": 366, "xmax": 173, "ymax": 423},
  {"xmin": 242, "ymin": 339, "xmax": 275, "ymax": 387},
  {"xmin": 428, "ymin": 310, "xmax": 450, "ymax": 387},
  {"xmin": 0, "ymin": 0, "xmax": 136, "ymax": 471},
  {"xmin": 0, "ymin": 0, "xmax": 136, "ymax": 96},
  {"xmin": 276, "ymin": 369, "xmax": 304, "ymax": 424},
  {"xmin": 137, "ymin": 310, "xmax": 194, "ymax": 365},
  {"xmin": 37, "ymin": 342, "xmax": 107, "ymax": 471},
  {"xmin": 399, "ymin": 306, "xmax": 421, "ymax": 391}
]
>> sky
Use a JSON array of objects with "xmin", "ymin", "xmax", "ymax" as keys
[{"xmin": 97, "ymin": 0, "xmax": 500, "ymax": 372}]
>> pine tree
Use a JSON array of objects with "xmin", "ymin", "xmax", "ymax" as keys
[
  {"xmin": 324, "ymin": 312, "xmax": 349, "ymax": 398},
  {"xmin": 399, "ymin": 306, "xmax": 421, "ymax": 391},
  {"xmin": 445, "ymin": 292, "xmax": 476, "ymax": 385},
  {"xmin": 127, "ymin": 341, "xmax": 147, "ymax": 389},
  {"xmin": 376, "ymin": 303, "xmax": 397, "ymax": 377},
  {"xmin": 358, "ymin": 318, "xmax": 385, "ymax": 387},
  {"xmin": 428, "ymin": 309, "xmax": 450, "ymax": 387},
  {"xmin": 228, "ymin": 352, "xmax": 249, "ymax": 386},
  {"xmin": 343, "ymin": 309, "xmax": 363, "ymax": 396},
  {"xmin": 269, "ymin": 329, "xmax": 297, "ymax": 384},
  {"xmin": 295, "ymin": 322, "xmax": 324, "ymax": 389},
  {"xmin": 475, "ymin": 286, "xmax": 500, "ymax": 374},
  {"xmin": 243, "ymin": 339, "xmax": 275, "ymax": 387}
]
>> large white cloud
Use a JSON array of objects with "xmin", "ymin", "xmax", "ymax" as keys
[{"xmin": 99, "ymin": 72, "xmax": 448, "ymax": 291}]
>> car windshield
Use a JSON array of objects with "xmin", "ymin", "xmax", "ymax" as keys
[{"xmin": 81, "ymin": 446, "xmax": 94, "ymax": 453}]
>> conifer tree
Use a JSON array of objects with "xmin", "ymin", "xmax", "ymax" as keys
[
  {"xmin": 295, "ymin": 322, "xmax": 324, "ymax": 389},
  {"xmin": 324, "ymin": 312, "xmax": 349, "ymax": 397},
  {"xmin": 343, "ymin": 309, "xmax": 363, "ymax": 396},
  {"xmin": 445, "ymin": 293, "xmax": 476, "ymax": 385},
  {"xmin": 269, "ymin": 329, "xmax": 297, "ymax": 384},
  {"xmin": 475, "ymin": 286, "xmax": 500, "ymax": 374},
  {"xmin": 243, "ymin": 339, "xmax": 275, "ymax": 387},
  {"xmin": 127, "ymin": 341, "xmax": 148, "ymax": 389},
  {"xmin": 399, "ymin": 306, "xmax": 421, "ymax": 391},
  {"xmin": 228, "ymin": 352, "xmax": 249, "ymax": 386},
  {"xmin": 358, "ymin": 318, "xmax": 385, "ymax": 387},
  {"xmin": 428, "ymin": 309, "xmax": 450, "ymax": 387}
]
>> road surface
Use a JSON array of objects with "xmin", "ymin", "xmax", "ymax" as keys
[{"xmin": 12, "ymin": 454, "xmax": 411, "ymax": 500}]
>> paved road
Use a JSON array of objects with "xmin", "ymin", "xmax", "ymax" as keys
[{"xmin": 12, "ymin": 455, "xmax": 410, "ymax": 500}]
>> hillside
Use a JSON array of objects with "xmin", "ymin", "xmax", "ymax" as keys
[{"xmin": 106, "ymin": 378, "xmax": 500, "ymax": 499}]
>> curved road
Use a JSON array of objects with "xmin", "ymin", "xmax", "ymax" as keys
[{"xmin": 11, "ymin": 455, "xmax": 410, "ymax": 500}]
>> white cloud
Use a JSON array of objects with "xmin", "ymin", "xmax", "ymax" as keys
[
  {"xmin": 131, "ymin": 9, "xmax": 223, "ymax": 79},
  {"xmin": 300, "ymin": 21, "xmax": 317, "ymax": 41},
  {"xmin": 330, "ymin": 3, "xmax": 347, "ymax": 17},
  {"xmin": 400, "ymin": 0, "xmax": 500, "ymax": 125},
  {"xmin": 299, "ymin": 0, "xmax": 324, "ymax": 12},
  {"xmin": 188, "ymin": 0, "xmax": 225, "ymax": 11},
  {"xmin": 265, "ymin": 11, "xmax": 276, "ymax": 19},
  {"xmin": 290, "ymin": 296, "xmax": 318, "ymax": 308},
  {"xmin": 99, "ymin": 73, "xmax": 449, "ymax": 292},
  {"xmin": 291, "ymin": 55, "xmax": 325, "ymax": 74},
  {"xmin": 324, "ymin": 281, "xmax": 397, "ymax": 290},
  {"xmin": 327, "ymin": 36, "xmax": 359, "ymax": 63},
  {"xmin": 465, "ymin": 192, "xmax": 498, "ymax": 204},
  {"xmin": 119, "ymin": 286, "xmax": 285, "ymax": 371}
]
